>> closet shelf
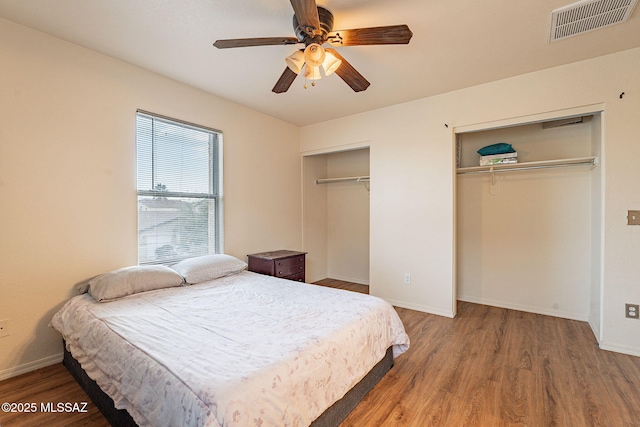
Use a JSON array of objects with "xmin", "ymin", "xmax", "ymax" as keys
[
  {"xmin": 456, "ymin": 156, "xmax": 597, "ymax": 175},
  {"xmin": 315, "ymin": 176, "xmax": 370, "ymax": 185}
]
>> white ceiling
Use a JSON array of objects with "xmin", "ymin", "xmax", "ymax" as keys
[{"xmin": 1, "ymin": 0, "xmax": 639, "ymax": 126}]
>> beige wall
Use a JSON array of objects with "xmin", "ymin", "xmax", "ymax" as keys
[
  {"xmin": 301, "ymin": 48, "xmax": 640, "ymax": 356},
  {"xmin": 0, "ymin": 19, "xmax": 302, "ymax": 378}
]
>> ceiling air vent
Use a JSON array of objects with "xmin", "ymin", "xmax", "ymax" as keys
[{"xmin": 549, "ymin": 0, "xmax": 638, "ymax": 42}]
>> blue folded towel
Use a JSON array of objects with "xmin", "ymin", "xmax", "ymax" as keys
[{"xmin": 477, "ymin": 143, "xmax": 515, "ymax": 156}]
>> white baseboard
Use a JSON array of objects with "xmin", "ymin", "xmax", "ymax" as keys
[
  {"xmin": 457, "ymin": 295, "xmax": 588, "ymax": 322},
  {"xmin": 384, "ymin": 298, "xmax": 455, "ymax": 318},
  {"xmin": 0, "ymin": 353, "xmax": 63, "ymax": 381},
  {"xmin": 599, "ymin": 341, "xmax": 640, "ymax": 358}
]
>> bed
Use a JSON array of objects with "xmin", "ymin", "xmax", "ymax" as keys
[{"xmin": 51, "ymin": 255, "xmax": 410, "ymax": 427}]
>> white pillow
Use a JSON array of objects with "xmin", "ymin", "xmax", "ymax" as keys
[
  {"xmin": 75, "ymin": 265, "xmax": 185, "ymax": 302},
  {"xmin": 171, "ymin": 254, "xmax": 247, "ymax": 284}
]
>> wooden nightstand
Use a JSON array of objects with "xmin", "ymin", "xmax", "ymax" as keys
[{"xmin": 247, "ymin": 250, "xmax": 307, "ymax": 282}]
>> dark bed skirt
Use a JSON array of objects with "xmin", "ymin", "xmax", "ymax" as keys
[
  {"xmin": 63, "ymin": 342, "xmax": 393, "ymax": 427},
  {"xmin": 62, "ymin": 344, "xmax": 137, "ymax": 427}
]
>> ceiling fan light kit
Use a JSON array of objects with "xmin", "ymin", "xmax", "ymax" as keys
[
  {"xmin": 285, "ymin": 45, "xmax": 341, "ymax": 82},
  {"xmin": 321, "ymin": 51, "xmax": 341, "ymax": 76},
  {"xmin": 304, "ymin": 65, "xmax": 322, "ymax": 82},
  {"xmin": 213, "ymin": 0, "xmax": 413, "ymax": 93},
  {"xmin": 285, "ymin": 50, "xmax": 305, "ymax": 74},
  {"xmin": 303, "ymin": 43, "xmax": 325, "ymax": 67}
]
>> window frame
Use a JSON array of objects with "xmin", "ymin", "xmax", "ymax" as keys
[{"xmin": 136, "ymin": 110, "xmax": 223, "ymax": 265}]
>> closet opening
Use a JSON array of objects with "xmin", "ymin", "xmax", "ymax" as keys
[
  {"xmin": 455, "ymin": 108, "xmax": 603, "ymax": 326},
  {"xmin": 302, "ymin": 147, "xmax": 371, "ymax": 294}
]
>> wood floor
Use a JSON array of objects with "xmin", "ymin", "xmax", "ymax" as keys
[{"xmin": 1, "ymin": 279, "xmax": 639, "ymax": 426}]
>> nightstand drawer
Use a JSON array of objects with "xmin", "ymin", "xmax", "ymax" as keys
[
  {"xmin": 286, "ymin": 271, "xmax": 305, "ymax": 282},
  {"xmin": 275, "ymin": 256, "xmax": 305, "ymax": 277}
]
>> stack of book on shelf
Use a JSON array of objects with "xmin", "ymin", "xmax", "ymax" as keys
[{"xmin": 477, "ymin": 142, "xmax": 517, "ymax": 166}]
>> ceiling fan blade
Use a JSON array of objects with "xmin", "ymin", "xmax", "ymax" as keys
[
  {"xmin": 328, "ymin": 24, "xmax": 413, "ymax": 46},
  {"xmin": 325, "ymin": 48, "xmax": 370, "ymax": 92},
  {"xmin": 213, "ymin": 37, "xmax": 300, "ymax": 49},
  {"xmin": 272, "ymin": 67, "xmax": 299, "ymax": 93},
  {"xmin": 290, "ymin": 0, "xmax": 320, "ymax": 36}
]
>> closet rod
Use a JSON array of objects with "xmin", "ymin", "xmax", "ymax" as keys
[
  {"xmin": 315, "ymin": 176, "xmax": 370, "ymax": 185},
  {"xmin": 456, "ymin": 156, "xmax": 597, "ymax": 175}
]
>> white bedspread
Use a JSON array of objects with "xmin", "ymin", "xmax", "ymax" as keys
[{"xmin": 51, "ymin": 271, "xmax": 409, "ymax": 427}]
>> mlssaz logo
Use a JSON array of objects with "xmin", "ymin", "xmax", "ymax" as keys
[{"xmin": 40, "ymin": 402, "xmax": 88, "ymax": 413}]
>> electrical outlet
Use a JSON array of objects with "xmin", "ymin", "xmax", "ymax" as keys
[
  {"xmin": 0, "ymin": 319, "xmax": 9, "ymax": 338},
  {"xmin": 625, "ymin": 304, "xmax": 639, "ymax": 319},
  {"xmin": 404, "ymin": 273, "xmax": 411, "ymax": 285}
]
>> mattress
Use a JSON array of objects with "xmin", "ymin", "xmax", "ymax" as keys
[{"xmin": 51, "ymin": 271, "xmax": 409, "ymax": 427}]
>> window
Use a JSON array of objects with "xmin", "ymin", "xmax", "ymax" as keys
[{"xmin": 136, "ymin": 111, "xmax": 222, "ymax": 264}]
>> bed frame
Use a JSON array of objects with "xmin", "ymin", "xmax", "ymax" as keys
[{"xmin": 63, "ymin": 342, "xmax": 393, "ymax": 427}]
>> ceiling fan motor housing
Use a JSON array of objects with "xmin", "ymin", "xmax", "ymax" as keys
[{"xmin": 293, "ymin": 6, "xmax": 334, "ymax": 44}]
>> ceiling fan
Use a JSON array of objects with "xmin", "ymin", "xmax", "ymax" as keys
[{"xmin": 213, "ymin": 0, "xmax": 413, "ymax": 93}]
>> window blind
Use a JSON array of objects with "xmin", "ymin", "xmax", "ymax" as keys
[{"xmin": 136, "ymin": 111, "xmax": 222, "ymax": 264}]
